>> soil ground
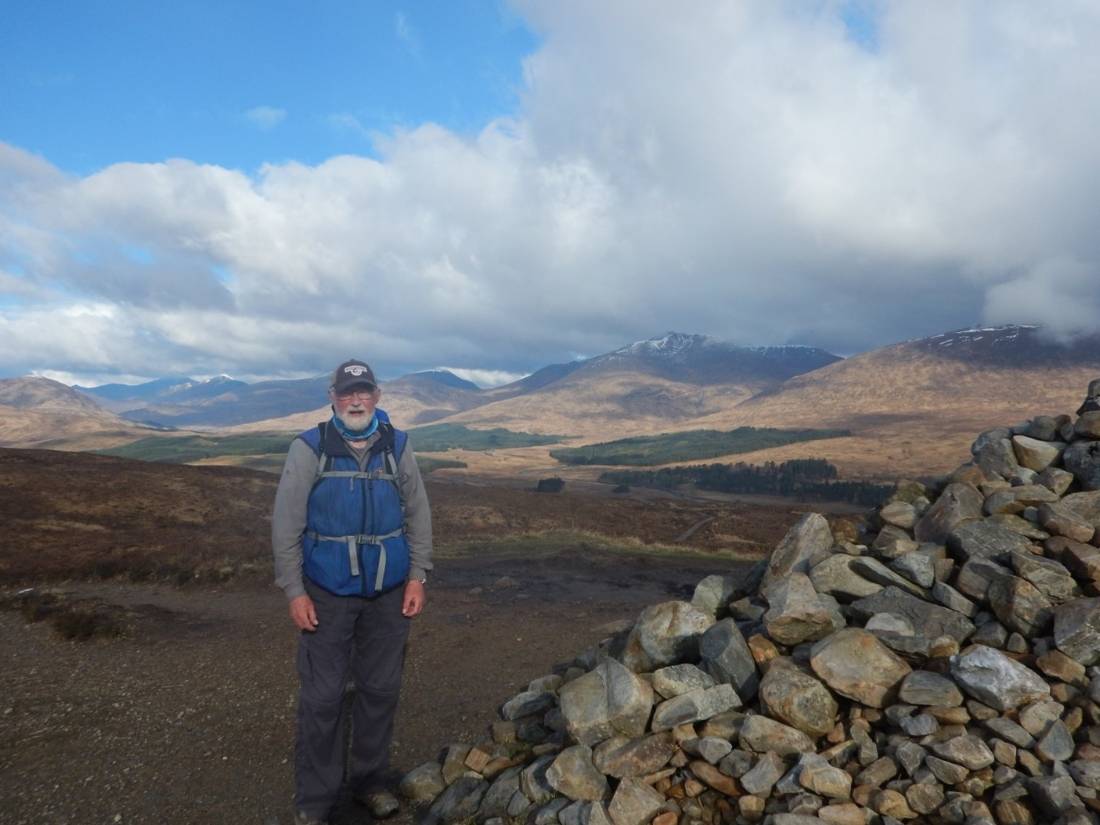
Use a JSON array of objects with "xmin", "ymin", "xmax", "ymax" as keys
[{"xmin": 0, "ymin": 448, "xmax": 842, "ymax": 825}]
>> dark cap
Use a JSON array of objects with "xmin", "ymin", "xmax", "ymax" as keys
[{"xmin": 331, "ymin": 359, "xmax": 378, "ymax": 394}]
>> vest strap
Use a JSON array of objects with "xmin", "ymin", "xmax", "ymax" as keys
[
  {"xmin": 317, "ymin": 470, "xmax": 398, "ymax": 481},
  {"xmin": 307, "ymin": 528, "xmax": 404, "ymax": 581}
]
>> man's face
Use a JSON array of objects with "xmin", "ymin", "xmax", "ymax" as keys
[{"xmin": 331, "ymin": 384, "xmax": 379, "ymax": 432}]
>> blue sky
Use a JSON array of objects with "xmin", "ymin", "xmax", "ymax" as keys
[
  {"xmin": 1, "ymin": 2, "xmax": 1099, "ymax": 386},
  {"xmin": 1, "ymin": 0, "xmax": 537, "ymax": 175}
]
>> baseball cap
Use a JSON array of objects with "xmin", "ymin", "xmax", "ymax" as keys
[{"xmin": 331, "ymin": 359, "xmax": 378, "ymax": 394}]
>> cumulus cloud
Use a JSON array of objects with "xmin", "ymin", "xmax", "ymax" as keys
[
  {"xmin": 438, "ymin": 367, "xmax": 529, "ymax": 388},
  {"xmin": 244, "ymin": 105, "xmax": 287, "ymax": 130},
  {"xmin": 2, "ymin": 0, "xmax": 1099, "ymax": 382}
]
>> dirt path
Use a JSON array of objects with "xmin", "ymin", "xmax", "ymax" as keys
[{"xmin": 0, "ymin": 549, "xmax": 753, "ymax": 825}]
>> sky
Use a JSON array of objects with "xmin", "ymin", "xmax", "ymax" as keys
[{"xmin": 2, "ymin": 1, "xmax": 1099, "ymax": 387}]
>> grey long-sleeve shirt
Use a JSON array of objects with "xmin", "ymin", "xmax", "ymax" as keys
[{"xmin": 271, "ymin": 430, "xmax": 434, "ymax": 601}]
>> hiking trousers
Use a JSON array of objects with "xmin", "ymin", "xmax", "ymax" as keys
[{"xmin": 295, "ymin": 580, "xmax": 410, "ymax": 818}]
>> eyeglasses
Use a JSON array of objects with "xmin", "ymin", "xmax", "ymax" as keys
[{"xmin": 334, "ymin": 387, "xmax": 376, "ymax": 401}]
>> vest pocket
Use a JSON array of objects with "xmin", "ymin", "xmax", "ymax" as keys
[{"xmin": 303, "ymin": 537, "xmax": 355, "ymax": 594}]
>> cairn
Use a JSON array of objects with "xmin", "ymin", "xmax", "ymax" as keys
[{"xmin": 403, "ymin": 379, "xmax": 1100, "ymax": 825}]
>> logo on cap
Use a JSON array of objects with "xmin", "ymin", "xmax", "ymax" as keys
[{"xmin": 345, "ymin": 365, "xmax": 369, "ymax": 377}]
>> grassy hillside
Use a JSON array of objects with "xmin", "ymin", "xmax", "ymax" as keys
[
  {"xmin": 550, "ymin": 426, "xmax": 849, "ymax": 466},
  {"xmin": 407, "ymin": 423, "xmax": 566, "ymax": 451},
  {"xmin": 98, "ymin": 433, "xmax": 296, "ymax": 463}
]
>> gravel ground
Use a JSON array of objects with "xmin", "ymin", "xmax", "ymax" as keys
[{"xmin": 0, "ymin": 549, "xmax": 755, "ymax": 825}]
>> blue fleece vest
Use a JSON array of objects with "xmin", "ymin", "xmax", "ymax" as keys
[{"xmin": 296, "ymin": 409, "xmax": 411, "ymax": 597}]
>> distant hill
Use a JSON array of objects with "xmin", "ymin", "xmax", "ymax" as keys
[{"xmin": 0, "ymin": 376, "xmax": 148, "ymax": 448}]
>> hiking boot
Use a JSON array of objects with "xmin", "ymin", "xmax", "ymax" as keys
[
  {"xmin": 294, "ymin": 811, "xmax": 329, "ymax": 825},
  {"xmin": 358, "ymin": 790, "xmax": 400, "ymax": 819}
]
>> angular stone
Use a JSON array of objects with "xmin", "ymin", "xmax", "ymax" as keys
[
  {"xmin": 985, "ymin": 485, "xmax": 1061, "ymax": 515},
  {"xmin": 1038, "ymin": 502, "xmax": 1096, "ymax": 544},
  {"xmin": 881, "ymin": 501, "xmax": 919, "ymax": 529},
  {"xmin": 1010, "ymin": 551, "xmax": 1080, "ymax": 604},
  {"xmin": 1034, "ymin": 719, "xmax": 1074, "ymax": 763},
  {"xmin": 764, "ymin": 572, "xmax": 845, "ymax": 645},
  {"xmin": 428, "ymin": 776, "xmax": 489, "ymax": 824},
  {"xmin": 1035, "ymin": 649, "xmax": 1086, "ymax": 684},
  {"xmin": 1063, "ymin": 440, "xmax": 1100, "ymax": 491},
  {"xmin": 688, "ymin": 759, "xmax": 740, "ymax": 796},
  {"xmin": 988, "ymin": 514, "xmax": 1050, "ymax": 542},
  {"xmin": 503, "ymin": 690, "xmax": 558, "ymax": 721},
  {"xmin": 1018, "ymin": 699, "xmax": 1063, "ymax": 736},
  {"xmin": 864, "ymin": 612, "xmax": 915, "ymax": 636},
  {"xmin": 740, "ymin": 752, "xmax": 785, "ymax": 796},
  {"xmin": 718, "ymin": 748, "xmax": 754, "ymax": 778},
  {"xmin": 764, "ymin": 513, "xmax": 834, "ymax": 589},
  {"xmin": 950, "ymin": 645, "xmax": 1050, "ymax": 711},
  {"xmin": 1069, "ymin": 759, "xmax": 1100, "ymax": 790},
  {"xmin": 888, "ymin": 552, "xmax": 936, "ymax": 588},
  {"xmin": 651, "ymin": 664, "xmax": 715, "ymax": 699},
  {"xmin": 915, "ymin": 483, "xmax": 985, "ymax": 544},
  {"xmin": 559, "ymin": 659, "xmax": 654, "ymax": 746},
  {"xmin": 1053, "ymin": 538, "xmax": 1100, "ymax": 583},
  {"xmin": 1053, "ymin": 597, "xmax": 1100, "ymax": 665},
  {"xmin": 895, "ymin": 742, "xmax": 926, "ymax": 776},
  {"xmin": 547, "ymin": 745, "xmax": 609, "ymax": 802},
  {"xmin": 681, "ymin": 736, "xmax": 732, "ymax": 764},
  {"xmin": 931, "ymin": 581, "xmax": 978, "ymax": 617},
  {"xmin": 534, "ymin": 797, "xmax": 570, "ymax": 825},
  {"xmin": 871, "ymin": 788, "xmax": 918, "ymax": 820},
  {"xmin": 699, "ymin": 618, "xmax": 759, "ymax": 701},
  {"xmin": 850, "ymin": 587, "xmax": 975, "ymax": 642},
  {"xmin": 851, "ymin": 557, "xmax": 928, "ymax": 597},
  {"xmin": 650, "ymin": 683, "xmax": 740, "ymax": 731},
  {"xmin": 618, "ymin": 601, "xmax": 714, "ymax": 672},
  {"xmin": 592, "ymin": 733, "xmax": 675, "ymax": 779},
  {"xmin": 988, "ymin": 575, "xmax": 1053, "ymax": 637},
  {"xmin": 1012, "ymin": 436, "xmax": 1065, "ymax": 472},
  {"xmin": 1037, "ymin": 467, "xmax": 1075, "ymax": 496},
  {"xmin": 955, "ymin": 557, "xmax": 1014, "ymax": 602},
  {"xmin": 691, "ymin": 574, "xmax": 739, "ymax": 619},
  {"xmin": 521, "ymin": 755, "xmax": 557, "ymax": 805},
  {"xmin": 1061, "ymin": 490, "xmax": 1100, "ymax": 530},
  {"xmin": 948, "ymin": 520, "xmax": 1036, "ymax": 565},
  {"xmin": 798, "ymin": 753, "xmax": 852, "ymax": 799},
  {"xmin": 401, "ymin": 761, "xmax": 447, "ymax": 803},
  {"xmin": 739, "ymin": 714, "xmax": 815, "ymax": 756},
  {"xmin": 925, "ymin": 755, "xmax": 969, "ymax": 784},
  {"xmin": 873, "ymin": 525, "xmax": 920, "ymax": 559},
  {"xmin": 983, "ymin": 718, "xmax": 1035, "ymax": 749},
  {"xmin": 759, "ymin": 660, "xmax": 838, "ymax": 738},
  {"xmin": 810, "ymin": 628, "xmax": 911, "ymax": 708},
  {"xmin": 1026, "ymin": 775, "xmax": 1079, "ymax": 816},
  {"xmin": 855, "ymin": 756, "xmax": 898, "ymax": 787},
  {"xmin": 442, "ymin": 744, "xmax": 473, "ymax": 784},
  {"xmin": 809, "ymin": 555, "xmax": 883, "ymax": 601},
  {"xmin": 931, "ymin": 735, "xmax": 995, "ymax": 770},
  {"xmin": 899, "ymin": 670, "xmax": 964, "ymax": 706},
  {"xmin": 477, "ymin": 767, "xmax": 522, "ymax": 819},
  {"xmin": 906, "ymin": 782, "xmax": 945, "ymax": 815},
  {"xmin": 607, "ymin": 779, "xmax": 664, "ymax": 825}
]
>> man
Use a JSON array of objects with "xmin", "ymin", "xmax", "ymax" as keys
[{"xmin": 272, "ymin": 359, "xmax": 433, "ymax": 825}]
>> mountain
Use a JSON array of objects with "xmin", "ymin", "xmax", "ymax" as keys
[
  {"xmin": 0, "ymin": 376, "xmax": 147, "ymax": 448},
  {"xmin": 76, "ymin": 375, "xmax": 196, "ymax": 409}
]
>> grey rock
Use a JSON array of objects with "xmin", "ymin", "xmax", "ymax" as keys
[
  {"xmin": 798, "ymin": 752, "xmax": 852, "ymax": 799},
  {"xmin": 1052, "ymin": 536, "xmax": 1100, "ymax": 582},
  {"xmin": 764, "ymin": 572, "xmax": 846, "ymax": 645},
  {"xmin": 931, "ymin": 582, "xmax": 978, "ymax": 617},
  {"xmin": 987, "ymin": 513, "xmax": 1050, "ymax": 541},
  {"xmin": 478, "ymin": 768, "xmax": 522, "ymax": 818},
  {"xmin": 809, "ymin": 555, "xmax": 883, "ymax": 601},
  {"xmin": 1063, "ymin": 440, "xmax": 1100, "ymax": 491},
  {"xmin": 954, "ymin": 558, "xmax": 1014, "ymax": 602},
  {"xmin": 759, "ymin": 660, "xmax": 838, "ymax": 738},
  {"xmin": 809, "ymin": 628, "xmax": 911, "ymax": 708},
  {"xmin": 1034, "ymin": 719, "xmax": 1074, "ymax": 763},
  {"xmin": 899, "ymin": 670, "xmax": 964, "ymax": 706},
  {"xmin": 915, "ymin": 483, "xmax": 984, "ymax": 544},
  {"xmin": 1061, "ymin": 490, "xmax": 1100, "ymax": 530},
  {"xmin": 441, "ymin": 744, "xmax": 473, "ymax": 784},
  {"xmin": 763, "ymin": 513, "xmax": 835, "ymax": 589},
  {"xmin": 1037, "ymin": 467, "xmax": 1076, "ymax": 496},
  {"xmin": 864, "ymin": 612, "xmax": 915, "ymax": 635},
  {"xmin": 772, "ymin": 817, "xmax": 829, "ymax": 825},
  {"xmin": 977, "ymin": 437, "xmax": 1022, "ymax": 479},
  {"xmin": 739, "ymin": 713, "xmax": 816, "ymax": 756},
  {"xmin": 930, "ymin": 735, "xmax": 995, "ymax": 770},
  {"xmin": 718, "ymin": 748, "xmax": 754, "ymax": 778},
  {"xmin": 681, "ymin": 736, "xmax": 733, "ymax": 764},
  {"xmin": 1018, "ymin": 699, "xmax": 1064, "ymax": 736},
  {"xmin": 873, "ymin": 525, "xmax": 920, "ymax": 559},
  {"xmin": 906, "ymin": 783, "xmax": 945, "ymax": 816},
  {"xmin": 1078, "ymin": 409, "xmax": 1100, "ymax": 437},
  {"xmin": 535, "ymin": 797, "xmax": 571, "ymax": 825},
  {"xmin": 984, "ymin": 484, "xmax": 1061, "ymax": 515},
  {"xmin": 740, "ymin": 751, "xmax": 786, "ymax": 796},
  {"xmin": 1010, "ymin": 551, "xmax": 1080, "ymax": 604},
  {"xmin": 650, "ymin": 683, "xmax": 740, "ymax": 731},
  {"xmin": 1069, "ymin": 759, "xmax": 1100, "ymax": 790},
  {"xmin": 503, "ymin": 689, "xmax": 558, "ymax": 721},
  {"xmin": 521, "ymin": 755, "xmax": 558, "ymax": 805},
  {"xmin": 950, "ymin": 645, "xmax": 1050, "ymax": 711},
  {"xmin": 974, "ymin": 428, "xmax": 1013, "ymax": 455},
  {"xmin": 1026, "ymin": 775, "xmax": 1080, "ymax": 816},
  {"xmin": 699, "ymin": 618, "xmax": 759, "ymax": 701},
  {"xmin": 1038, "ymin": 502, "xmax": 1096, "ymax": 543},
  {"xmin": 427, "ymin": 776, "xmax": 489, "ymax": 825},
  {"xmin": 850, "ymin": 587, "xmax": 975, "ymax": 642},
  {"xmin": 881, "ymin": 501, "xmax": 919, "ymax": 529},
  {"xmin": 507, "ymin": 788, "xmax": 532, "ymax": 818},
  {"xmin": 592, "ymin": 733, "xmax": 675, "ymax": 779},
  {"xmin": 988, "ymin": 575, "xmax": 1053, "ymax": 637},
  {"xmin": 898, "ymin": 712, "xmax": 938, "ymax": 736},
  {"xmin": 546, "ymin": 745, "xmax": 609, "ymax": 802},
  {"xmin": 691, "ymin": 574, "xmax": 739, "ymax": 618},
  {"xmin": 558, "ymin": 659, "xmax": 654, "ymax": 746},
  {"xmin": 855, "ymin": 756, "xmax": 898, "ymax": 787},
  {"xmin": 607, "ymin": 780, "xmax": 664, "ymax": 825},
  {"xmin": 1054, "ymin": 597, "xmax": 1100, "ymax": 665},
  {"xmin": 558, "ymin": 800, "xmax": 588, "ymax": 825},
  {"xmin": 970, "ymin": 620, "xmax": 1008, "ymax": 648},
  {"xmin": 851, "ymin": 556, "xmax": 929, "ymax": 597},
  {"xmin": 925, "ymin": 755, "xmax": 970, "ymax": 784},
  {"xmin": 651, "ymin": 664, "xmax": 716, "ymax": 699},
  {"xmin": 982, "ymin": 718, "xmax": 1035, "ymax": 749},
  {"xmin": 1026, "ymin": 416, "xmax": 1064, "ymax": 441},
  {"xmin": 895, "ymin": 742, "xmax": 927, "ymax": 777},
  {"xmin": 947, "ymin": 520, "xmax": 1036, "ymax": 564},
  {"xmin": 401, "ymin": 761, "xmax": 447, "ymax": 803},
  {"xmin": 888, "ymin": 552, "xmax": 936, "ymax": 588},
  {"xmin": 617, "ymin": 600, "xmax": 713, "ymax": 672}
]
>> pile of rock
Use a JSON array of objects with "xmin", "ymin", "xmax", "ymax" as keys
[{"xmin": 403, "ymin": 380, "xmax": 1100, "ymax": 825}]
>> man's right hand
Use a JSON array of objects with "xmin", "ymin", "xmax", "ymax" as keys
[{"xmin": 289, "ymin": 595, "xmax": 319, "ymax": 631}]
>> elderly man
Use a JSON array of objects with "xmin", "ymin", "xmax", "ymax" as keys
[{"xmin": 272, "ymin": 358, "xmax": 433, "ymax": 825}]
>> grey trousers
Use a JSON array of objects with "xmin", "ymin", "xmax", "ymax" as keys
[{"xmin": 295, "ymin": 580, "xmax": 410, "ymax": 818}]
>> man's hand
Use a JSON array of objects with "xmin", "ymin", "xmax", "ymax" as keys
[
  {"xmin": 289, "ymin": 594, "xmax": 319, "ymax": 631},
  {"xmin": 402, "ymin": 579, "xmax": 426, "ymax": 617}
]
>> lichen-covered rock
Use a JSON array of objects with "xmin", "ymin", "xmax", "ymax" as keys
[
  {"xmin": 809, "ymin": 629, "xmax": 911, "ymax": 708},
  {"xmin": 617, "ymin": 600, "xmax": 713, "ymax": 672},
  {"xmin": 559, "ymin": 659, "xmax": 654, "ymax": 746},
  {"xmin": 759, "ymin": 659, "xmax": 838, "ymax": 737},
  {"xmin": 763, "ymin": 513, "xmax": 834, "ymax": 588},
  {"xmin": 764, "ymin": 572, "xmax": 845, "ymax": 645}
]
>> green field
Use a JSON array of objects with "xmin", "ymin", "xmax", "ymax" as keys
[
  {"xmin": 98, "ymin": 433, "xmax": 296, "ymax": 464},
  {"xmin": 416, "ymin": 456, "xmax": 468, "ymax": 474},
  {"xmin": 550, "ymin": 426, "xmax": 850, "ymax": 466},
  {"xmin": 406, "ymin": 423, "xmax": 565, "ymax": 452}
]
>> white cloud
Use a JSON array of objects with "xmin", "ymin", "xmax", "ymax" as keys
[
  {"xmin": 437, "ymin": 367, "xmax": 528, "ymax": 388},
  {"xmin": 395, "ymin": 12, "xmax": 423, "ymax": 60},
  {"xmin": 2, "ymin": 1, "xmax": 1100, "ymax": 382},
  {"xmin": 244, "ymin": 105, "xmax": 287, "ymax": 130}
]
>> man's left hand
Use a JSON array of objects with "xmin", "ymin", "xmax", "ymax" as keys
[{"xmin": 402, "ymin": 579, "xmax": 426, "ymax": 617}]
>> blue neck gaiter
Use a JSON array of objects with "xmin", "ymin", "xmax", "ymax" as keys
[{"xmin": 330, "ymin": 412, "xmax": 378, "ymax": 441}]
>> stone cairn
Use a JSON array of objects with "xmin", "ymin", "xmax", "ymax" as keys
[{"xmin": 403, "ymin": 379, "xmax": 1100, "ymax": 825}]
